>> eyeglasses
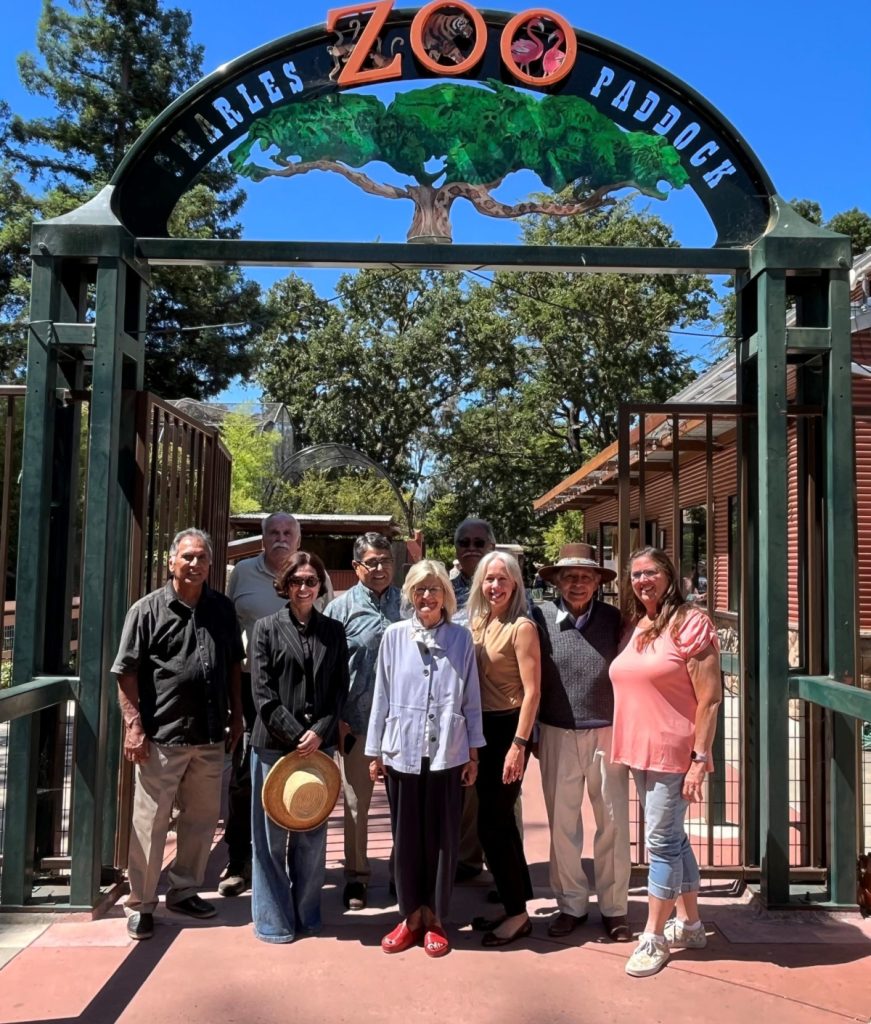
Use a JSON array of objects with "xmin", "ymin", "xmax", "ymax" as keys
[
  {"xmin": 413, "ymin": 585, "xmax": 444, "ymax": 597},
  {"xmin": 457, "ymin": 537, "xmax": 488, "ymax": 549},
  {"xmin": 289, "ymin": 575, "xmax": 320, "ymax": 589},
  {"xmin": 356, "ymin": 557, "xmax": 394, "ymax": 571},
  {"xmin": 630, "ymin": 569, "xmax": 662, "ymax": 581}
]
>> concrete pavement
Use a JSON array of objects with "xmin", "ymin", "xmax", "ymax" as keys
[{"xmin": 1, "ymin": 759, "xmax": 869, "ymax": 1024}]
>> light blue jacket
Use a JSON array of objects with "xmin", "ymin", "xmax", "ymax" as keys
[{"xmin": 365, "ymin": 617, "xmax": 485, "ymax": 774}]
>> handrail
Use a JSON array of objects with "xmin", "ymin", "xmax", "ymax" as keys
[
  {"xmin": 0, "ymin": 676, "xmax": 80, "ymax": 722},
  {"xmin": 787, "ymin": 674, "xmax": 871, "ymax": 720}
]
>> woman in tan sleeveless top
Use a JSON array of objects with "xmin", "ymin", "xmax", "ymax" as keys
[{"xmin": 468, "ymin": 551, "xmax": 540, "ymax": 946}]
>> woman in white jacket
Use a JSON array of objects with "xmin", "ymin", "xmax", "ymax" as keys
[{"xmin": 366, "ymin": 559, "xmax": 484, "ymax": 958}]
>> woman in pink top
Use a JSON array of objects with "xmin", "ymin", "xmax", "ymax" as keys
[{"xmin": 609, "ymin": 547, "xmax": 721, "ymax": 979}]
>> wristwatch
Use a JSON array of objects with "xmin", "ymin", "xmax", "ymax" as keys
[
  {"xmin": 512, "ymin": 735, "xmax": 529, "ymax": 749},
  {"xmin": 690, "ymin": 750, "xmax": 708, "ymax": 764}
]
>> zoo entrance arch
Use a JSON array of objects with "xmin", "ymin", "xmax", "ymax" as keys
[{"xmin": 2, "ymin": 2, "xmax": 868, "ymax": 913}]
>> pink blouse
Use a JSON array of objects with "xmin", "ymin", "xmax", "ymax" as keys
[{"xmin": 609, "ymin": 610, "xmax": 719, "ymax": 773}]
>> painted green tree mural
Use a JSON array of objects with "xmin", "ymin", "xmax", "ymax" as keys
[{"xmin": 230, "ymin": 80, "xmax": 689, "ymax": 242}]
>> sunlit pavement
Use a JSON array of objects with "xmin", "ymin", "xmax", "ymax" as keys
[{"xmin": 1, "ymin": 757, "xmax": 870, "ymax": 1024}]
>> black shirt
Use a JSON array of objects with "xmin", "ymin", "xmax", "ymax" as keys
[{"xmin": 112, "ymin": 581, "xmax": 244, "ymax": 745}]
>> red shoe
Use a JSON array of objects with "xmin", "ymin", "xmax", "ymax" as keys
[
  {"xmin": 424, "ymin": 926, "xmax": 450, "ymax": 958},
  {"xmin": 382, "ymin": 921, "xmax": 423, "ymax": 954}
]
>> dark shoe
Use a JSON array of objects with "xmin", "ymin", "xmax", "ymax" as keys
[
  {"xmin": 471, "ymin": 914, "xmax": 506, "ymax": 932},
  {"xmin": 343, "ymin": 881, "xmax": 367, "ymax": 910},
  {"xmin": 547, "ymin": 911, "xmax": 588, "ymax": 937},
  {"xmin": 167, "ymin": 895, "xmax": 217, "ymax": 919},
  {"xmin": 485, "ymin": 888, "xmax": 503, "ymax": 904},
  {"xmin": 482, "ymin": 918, "xmax": 532, "ymax": 947},
  {"xmin": 218, "ymin": 863, "xmax": 250, "ymax": 897},
  {"xmin": 381, "ymin": 921, "xmax": 423, "ymax": 954},
  {"xmin": 127, "ymin": 912, "xmax": 153, "ymax": 941},
  {"xmin": 601, "ymin": 914, "xmax": 633, "ymax": 942},
  {"xmin": 454, "ymin": 863, "xmax": 483, "ymax": 883}
]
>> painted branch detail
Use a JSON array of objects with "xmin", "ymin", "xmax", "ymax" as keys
[{"xmin": 229, "ymin": 80, "xmax": 690, "ymax": 242}]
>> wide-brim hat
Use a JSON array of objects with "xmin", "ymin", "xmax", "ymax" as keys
[
  {"xmin": 538, "ymin": 543, "xmax": 616, "ymax": 584},
  {"xmin": 262, "ymin": 749, "xmax": 341, "ymax": 832}
]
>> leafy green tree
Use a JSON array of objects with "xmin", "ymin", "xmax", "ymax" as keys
[
  {"xmin": 827, "ymin": 208, "xmax": 871, "ymax": 257},
  {"xmin": 1, "ymin": 0, "xmax": 261, "ymax": 397},
  {"xmin": 491, "ymin": 201, "xmax": 710, "ymax": 457},
  {"xmin": 231, "ymin": 80, "xmax": 689, "ymax": 242},
  {"xmin": 541, "ymin": 511, "xmax": 586, "ymax": 562},
  {"xmin": 220, "ymin": 409, "xmax": 279, "ymax": 514},
  {"xmin": 273, "ymin": 469, "xmax": 406, "ymax": 523},
  {"xmin": 255, "ymin": 268, "xmax": 481, "ymax": 523}
]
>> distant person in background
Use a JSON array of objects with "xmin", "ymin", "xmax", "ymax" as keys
[
  {"xmin": 221, "ymin": 512, "xmax": 332, "ymax": 898},
  {"xmin": 451, "ymin": 518, "xmax": 496, "ymax": 883},
  {"xmin": 325, "ymin": 532, "xmax": 402, "ymax": 911},
  {"xmin": 610, "ymin": 547, "xmax": 721, "ymax": 979}
]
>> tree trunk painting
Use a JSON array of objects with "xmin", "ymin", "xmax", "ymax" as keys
[{"xmin": 230, "ymin": 80, "xmax": 690, "ymax": 243}]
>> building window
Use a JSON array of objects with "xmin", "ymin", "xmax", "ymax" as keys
[
  {"xmin": 728, "ymin": 494, "xmax": 739, "ymax": 612},
  {"xmin": 680, "ymin": 506, "xmax": 707, "ymax": 604}
]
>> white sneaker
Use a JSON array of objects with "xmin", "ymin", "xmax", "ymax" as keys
[
  {"xmin": 625, "ymin": 934, "xmax": 670, "ymax": 977},
  {"xmin": 664, "ymin": 918, "xmax": 707, "ymax": 949}
]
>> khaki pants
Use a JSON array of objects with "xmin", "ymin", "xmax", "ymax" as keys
[
  {"xmin": 339, "ymin": 732, "xmax": 375, "ymax": 880},
  {"xmin": 538, "ymin": 724, "xmax": 630, "ymax": 918},
  {"xmin": 126, "ymin": 741, "xmax": 224, "ymax": 915}
]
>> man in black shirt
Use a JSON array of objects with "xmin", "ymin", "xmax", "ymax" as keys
[{"xmin": 113, "ymin": 528, "xmax": 243, "ymax": 941}]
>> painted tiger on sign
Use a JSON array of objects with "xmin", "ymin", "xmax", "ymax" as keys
[{"xmin": 422, "ymin": 11, "xmax": 474, "ymax": 64}]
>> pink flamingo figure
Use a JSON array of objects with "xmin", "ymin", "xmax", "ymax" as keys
[
  {"xmin": 542, "ymin": 28, "xmax": 567, "ymax": 77},
  {"xmin": 510, "ymin": 18, "xmax": 545, "ymax": 74}
]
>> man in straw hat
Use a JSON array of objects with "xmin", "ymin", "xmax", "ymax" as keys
[
  {"xmin": 530, "ymin": 543, "xmax": 632, "ymax": 943},
  {"xmin": 113, "ymin": 528, "xmax": 244, "ymax": 941}
]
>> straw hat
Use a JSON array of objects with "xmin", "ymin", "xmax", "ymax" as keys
[
  {"xmin": 262, "ymin": 749, "xmax": 341, "ymax": 832},
  {"xmin": 538, "ymin": 543, "xmax": 616, "ymax": 584}
]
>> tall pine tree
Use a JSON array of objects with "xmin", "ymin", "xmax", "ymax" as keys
[{"xmin": 0, "ymin": 0, "xmax": 261, "ymax": 396}]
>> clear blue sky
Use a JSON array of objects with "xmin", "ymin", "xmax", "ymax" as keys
[{"xmin": 3, "ymin": 1, "xmax": 870, "ymax": 401}]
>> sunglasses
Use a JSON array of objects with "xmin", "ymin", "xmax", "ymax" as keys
[
  {"xmin": 457, "ymin": 537, "xmax": 488, "ymax": 549},
  {"xmin": 413, "ymin": 585, "xmax": 444, "ymax": 597},
  {"xmin": 289, "ymin": 575, "xmax": 320, "ymax": 589},
  {"xmin": 355, "ymin": 557, "xmax": 394, "ymax": 571}
]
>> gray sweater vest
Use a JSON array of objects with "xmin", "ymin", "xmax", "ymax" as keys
[{"xmin": 532, "ymin": 599, "xmax": 622, "ymax": 729}]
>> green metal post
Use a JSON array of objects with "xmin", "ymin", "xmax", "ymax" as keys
[
  {"xmin": 69, "ymin": 254, "xmax": 137, "ymax": 908},
  {"xmin": 756, "ymin": 269, "xmax": 791, "ymax": 905},
  {"xmin": 735, "ymin": 271, "xmax": 760, "ymax": 869},
  {"xmin": 1, "ymin": 257, "xmax": 67, "ymax": 907},
  {"xmin": 824, "ymin": 268, "xmax": 859, "ymax": 905}
]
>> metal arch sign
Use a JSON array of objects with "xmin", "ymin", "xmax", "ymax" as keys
[{"xmin": 110, "ymin": 3, "xmax": 774, "ymax": 247}]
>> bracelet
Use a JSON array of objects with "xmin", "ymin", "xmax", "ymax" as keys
[{"xmin": 512, "ymin": 735, "xmax": 529, "ymax": 749}]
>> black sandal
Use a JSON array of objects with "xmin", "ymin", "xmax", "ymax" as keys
[{"xmin": 471, "ymin": 915, "xmax": 506, "ymax": 932}]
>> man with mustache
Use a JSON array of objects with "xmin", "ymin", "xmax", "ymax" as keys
[
  {"xmin": 219, "ymin": 512, "xmax": 333, "ymax": 897},
  {"xmin": 115, "ymin": 529, "xmax": 244, "ymax": 939}
]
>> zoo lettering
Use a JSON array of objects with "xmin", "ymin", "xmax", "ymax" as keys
[{"xmin": 328, "ymin": 0, "xmax": 736, "ymax": 190}]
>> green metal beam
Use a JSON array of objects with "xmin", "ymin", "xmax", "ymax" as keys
[
  {"xmin": 756, "ymin": 268, "xmax": 790, "ymax": 906},
  {"xmin": 128, "ymin": 239, "xmax": 753, "ymax": 275},
  {"xmin": 0, "ymin": 678, "xmax": 79, "ymax": 723},
  {"xmin": 787, "ymin": 675, "xmax": 871, "ymax": 720},
  {"xmin": 69, "ymin": 255, "xmax": 129, "ymax": 909},
  {"xmin": 824, "ymin": 268, "xmax": 859, "ymax": 905}
]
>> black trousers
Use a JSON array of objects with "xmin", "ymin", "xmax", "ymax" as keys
[
  {"xmin": 223, "ymin": 671, "xmax": 257, "ymax": 867},
  {"xmin": 385, "ymin": 759, "xmax": 463, "ymax": 921},
  {"xmin": 476, "ymin": 709, "xmax": 533, "ymax": 916}
]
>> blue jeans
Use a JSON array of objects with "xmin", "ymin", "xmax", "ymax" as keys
[
  {"xmin": 632, "ymin": 768, "xmax": 700, "ymax": 901},
  {"xmin": 250, "ymin": 747, "xmax": 328, "ymax": 943}
]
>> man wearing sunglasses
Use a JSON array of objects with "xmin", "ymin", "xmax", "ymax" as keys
[
  {"xmin": 325, "ymin": 532, "xmax": 402, "ymax": 911},
  {"xmin": 219, "ymin": 512, "xmax": 333, "ymax": 899},
  {"xmin": 451, "ymin": 518, "xmax": 496, "ymax": 623}
]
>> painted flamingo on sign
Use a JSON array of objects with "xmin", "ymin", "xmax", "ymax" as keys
[
  {"xmin": 542, "ymin": 28, "xmax": 567, "ymax": 77},
  {"xmin": 510, "ymin": 18, "xmax": 545, "ymax": 75}
]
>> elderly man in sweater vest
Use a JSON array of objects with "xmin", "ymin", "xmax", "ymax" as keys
[{"xmin": 532, "ymin": 544, "xmax": 632, "ymax": 943}]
